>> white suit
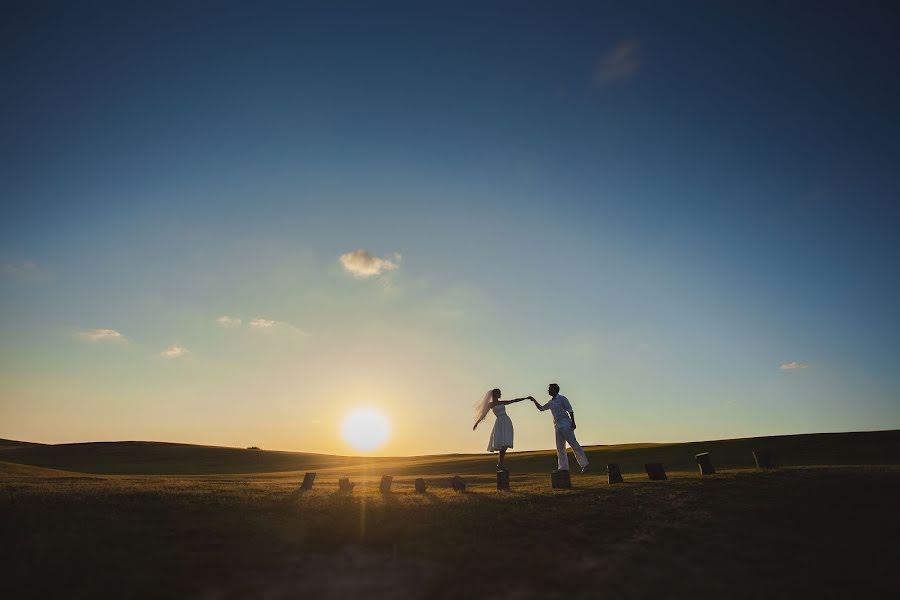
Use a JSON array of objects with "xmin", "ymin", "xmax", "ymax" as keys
[{"xmin": 537, "ymin": 394, "xmax": 589, "ymax": 471}]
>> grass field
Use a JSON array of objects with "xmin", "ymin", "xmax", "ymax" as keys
[{"xmin": 2, "ymin": 431, "xmax": 900, "ymax": 598}]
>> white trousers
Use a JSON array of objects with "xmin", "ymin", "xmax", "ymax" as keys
[{"xmin": 555, "ymin": 419, "xmax": 588, "ymax": 471}]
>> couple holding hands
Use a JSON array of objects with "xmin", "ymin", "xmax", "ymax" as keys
[{"xmin": 473, "ymin": 383, "xmax": 589, "ymax": 474}]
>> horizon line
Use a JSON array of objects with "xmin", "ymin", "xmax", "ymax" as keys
[{"xmin": 3, "ymin": 427, "xmax": 898, "ymax": 459}]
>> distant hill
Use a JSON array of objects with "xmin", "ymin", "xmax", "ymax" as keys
[
  {"xmin": 0, "ymin": 460, "xmax": 87, "ymax": 477},
  {"xmin": 1, "ymin": 430, "xmax": 899, "ymax": 476},
  {"xmin": 0, "ymin": 441, "xmax": 351, "ymax": 475},
  {"xmin": 0, "ymin": 438, "xmax": 45, "ymax": 449}
]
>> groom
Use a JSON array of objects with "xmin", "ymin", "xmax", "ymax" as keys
[{"xmin": 530, "ymin": 383, "xmax": 589, "ymax": 474}]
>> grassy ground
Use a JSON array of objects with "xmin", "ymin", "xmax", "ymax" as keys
[{"xmin": 2, "ymin": 432, "xmax": 900, "ymax": 598}]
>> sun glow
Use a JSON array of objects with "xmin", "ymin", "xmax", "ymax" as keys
[{"xmin": 340, "ymin": 407, "xmax": 391, "ymax": 452}]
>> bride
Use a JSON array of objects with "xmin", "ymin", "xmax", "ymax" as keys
[{"xmin": 473, "ymin": 388, "xmax": 530, "ymax": 472}]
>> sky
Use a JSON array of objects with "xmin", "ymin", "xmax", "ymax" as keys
[{"xmin": 2, "ymin": 1, "xmax": 899, "ymax": 455}]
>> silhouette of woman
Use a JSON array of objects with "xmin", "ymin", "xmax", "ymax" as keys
[{"xmin": 473, "ymin": 388, "xmax": 529, "ymax": 471}]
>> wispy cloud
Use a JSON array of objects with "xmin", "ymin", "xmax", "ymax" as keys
[
  {"xmin": 594, "ymin": 39, "xmax": 642, "ymax": 84},
  {"xmin": 339, "ymin": 249, "xmax": 400, "ymax": 278},
  {"xmin": 216, "ymin": 315, "xmax": 242, "ymax": 328},
  {"xmin": 780, "ymin": 361, "xmax": 810, "ymax": 371},
  {"xmin": 79, "ymin": 328, "xmax": 126, "ymax": 342},
  {"xmin": 1, "ymin": 257, "xmax": 46, "ymax": 282},
  {"xmin": 1, "ymin": 257, "xmax": 38, "ymax": 276},
  {"xmin": 160, "ymin": 344, "xmax": 188, "ymax": 358},
  {"xmin": 248, "ymin": 318, "xmax": 308, "ymax": 335}
]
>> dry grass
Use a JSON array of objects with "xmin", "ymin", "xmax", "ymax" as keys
[
  {"xmin": 3, "ymin": 463, "xmax": 900, "ymax": 599},
  {"xmin": 3, "ymin": 431, "xmax": 899, "ymax": 598}
]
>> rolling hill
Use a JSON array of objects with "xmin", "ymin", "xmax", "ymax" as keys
[
  {"xmin": 1, "ymin": 429, "xmax": 898, "ymax": 475},
  {"xmin": 0, "ymin": 438, "xmax": 45, "ymax": 448}
]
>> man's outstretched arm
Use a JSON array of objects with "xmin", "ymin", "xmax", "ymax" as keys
[{"xmin": 529, "ymin": 396, "xmax": 550, "ymax": 411}]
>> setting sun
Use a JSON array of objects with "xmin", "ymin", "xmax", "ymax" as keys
[{"xmin": 340, "ymin": 408, "xmax": 391, "ymax": 452}]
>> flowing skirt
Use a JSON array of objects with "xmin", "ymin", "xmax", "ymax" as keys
[{"xmin": 487, "ymin": 414, "xmax": 514, "ymax": 452}]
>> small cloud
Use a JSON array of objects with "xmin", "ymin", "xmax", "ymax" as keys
[
  {"xmin": 780, "ymin": 361, "xmax": 809, "ymax": 371},
  {"xmin": 216, "ymin": 315, "xmax": 242, "ymax": 328},
  {"xmin": 1, "ymin": 257, "xmax": 46, "ymax": 282},
  {"xmin": 79, "ymin": 328, "xmax": 126, "ymax": 342},
  {"xmin": 249, "ymin": 318, "xmax": 275, "ymax": 329},
  {"xmin": 1, "ymin": 257, "xmax": 38, "ymax": 276},
  {"xmin": 339, "ymin": 249, "xmax": 400, "ymax": 278},
  {"xmin": 160, "ymin": 344, "xmax": 188, "ymax": 358},
  {"xmin": 249, "ymin": 317, "xmax": 308, "ymax": 335},
  {"xmin": 594, "ymin": 39, "xmax": 642, "ymax": 84}
]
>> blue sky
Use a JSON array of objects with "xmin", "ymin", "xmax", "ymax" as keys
[{"xmin": 2, "ymin": 1, "xmax": 898, "ymax": 454}]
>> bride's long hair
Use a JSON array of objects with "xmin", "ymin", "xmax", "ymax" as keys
[{"xmin": 473, "ymin": 389, "xmax": 495, "ymax": 428}]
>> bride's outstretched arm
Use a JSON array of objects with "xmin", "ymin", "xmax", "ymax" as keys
[{"xmin": 496, "ymin": 397, "xmax": 529, "ymax": 405}]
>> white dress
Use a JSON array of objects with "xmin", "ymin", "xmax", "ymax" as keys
[{"xmin": 487, "ymin": 404, "xmax": 514, "ymax": 452}]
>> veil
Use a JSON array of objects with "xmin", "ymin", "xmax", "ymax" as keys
[{"xmin": 473, "ymin": 389, "xmax": 493, "ymax": 428}]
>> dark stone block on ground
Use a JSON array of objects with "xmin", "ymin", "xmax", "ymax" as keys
[
  {"xmin": 695, "ymin": 452, "xmax": 715, "ymax": 475},
  {"xmin": 753, "ymin": 449, "xmax": 775, "ymax": 469},
  {"xmin": 551, "ymin": 470, "xmax": 572, "ymax": 489},
  {"xmin": 450, "ymin": 475, "xmax": 466, "ymax": 492},
  {"xmin": 645, "ymin": 463, "xmax": 667, "ymax": 480},
  {"xmin": 300, "ymin": 472, "xmax": 316, "ymax": 491},
  {"xmin": 607, "ymin": 463, "xmax": 624, "ymax": 484},
  {"xmin": 496, "ymin": 470, "xmax": 510, "ymax": 491},
  {"xmin": 414, "ymin": 478, "xmax": 427, "ymax": 493},
  {"xmin": 338, "ymin": 477, "xmax": 355, "ymax": 492},
  {"xmin": 379, "ymin": 475, "xmax": 393, "ymax": 493}
]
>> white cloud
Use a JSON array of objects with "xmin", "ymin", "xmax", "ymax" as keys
[
  {"xmin": 780, "ymin": 361, "xmax": 809, "ymax": 371},
  {"xmin": 216, "ymin": 315, "xmax": 242, "ymax": 328},
  {"xmin": 339, "ymin": 249, "xmax": 400, "ymax": 278},
  {"xmin": 249, "ymin": 317, "xmax": 308, "ymax": 335},
  {"xmin": 79, "ymin": 328, "xmax": 126, "ymax": 342},
  {"xmin": 249, "ymin": 318, "xmax": 277, "ymax": 330},
  {"xmin": 594, "ymin": 39, "xmax": 642, "ymax": 84},
  {"xmin": 160, "ymin": 344, "xmax": 188, "ymax": 358}
]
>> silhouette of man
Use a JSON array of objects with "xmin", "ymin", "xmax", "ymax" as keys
[{"xmin": 530, "ymin": 383, "xmax": 589, "ymax": 473}]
